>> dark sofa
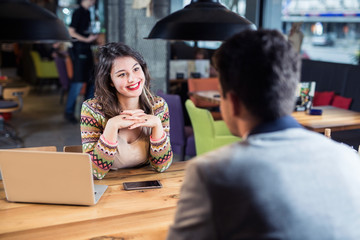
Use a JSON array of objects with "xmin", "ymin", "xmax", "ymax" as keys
[
  {"xmin": 301, "ymin": 59, "xmax": 360, "ymax": 148},
  {"xmin": 301, "ymin": 59, "xmax": 360, "ymax": 112}
]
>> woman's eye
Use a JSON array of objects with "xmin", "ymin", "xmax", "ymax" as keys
[
  {"xmin": 134, "ymin": 67, "xmax": 140, "ymax": 72},
  {"xmin": 118, "ymin": 73, "xmax": 126, "ymax": 78}
]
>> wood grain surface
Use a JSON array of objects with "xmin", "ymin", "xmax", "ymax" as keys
[
  {"xmin": 0, "ymin": 161, "xmax": 188, "ymax": 240},
  {"xmin": 292, "ymin": 106, "xmax": 360, "ymax": 132}
]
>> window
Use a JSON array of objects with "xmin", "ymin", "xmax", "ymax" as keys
[{"xmin": 282, "ymin": 0, "xmax": 360, "ymax": 65}]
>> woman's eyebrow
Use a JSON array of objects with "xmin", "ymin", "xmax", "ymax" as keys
[
  {"xmin": 114, "ymin": 69, "xmax": 125, "ymax": 74},
  {"xmin": 132, "ymin": 63, "xmax": 139, "ymax": 68},
  {"xmin": 113, "ymin": 63, "xmax": 139, "ymax": 74}
]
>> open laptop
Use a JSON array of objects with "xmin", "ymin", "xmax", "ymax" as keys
[{"xmin": 0, "ymin": 150, "xmax": 107, "ymax": 206}]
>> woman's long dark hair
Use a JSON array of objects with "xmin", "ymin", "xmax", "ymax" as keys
[{"xmin": 95, "ymin": 42, "xmax": 154, "ymax": 119}]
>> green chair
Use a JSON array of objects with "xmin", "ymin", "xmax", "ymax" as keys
[
  {"xmin": 30, "ymin": 50, "xmax": 59, "ymax": 93},
  {"xmin": 185, "ymin": 99, "xmax": 241, "ymax": 156}
]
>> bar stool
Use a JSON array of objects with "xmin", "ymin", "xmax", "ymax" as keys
[{"xmin": 0, "ymin": 85, "xmax": 30, "ymax": 148}]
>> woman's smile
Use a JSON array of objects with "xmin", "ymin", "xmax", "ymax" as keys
[
  {"xmin": 127, "ymin": 81, "xmax": 141, "ymax": 91},
  {"xmin": 110, "ymin": 56, "xmax": 146, "ymax": 98}
]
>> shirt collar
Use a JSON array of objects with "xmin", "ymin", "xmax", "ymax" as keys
[{"xmin": 248, "ymin": 115, "xmax": 302, "ymax": 136}]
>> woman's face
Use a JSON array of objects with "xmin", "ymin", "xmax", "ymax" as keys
[{"xmin": 110, "ymin": 56, "xmax": 145, "ymax": 99}]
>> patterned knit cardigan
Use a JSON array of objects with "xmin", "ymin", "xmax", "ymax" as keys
[{"xmin": 80, "ymin": 96, "xmax": 173, "ymax": 179}]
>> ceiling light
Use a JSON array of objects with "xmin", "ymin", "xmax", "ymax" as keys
[
  {"xmin": 0, "ymin": 0, "xmax": 71, "ymax": 43},
  {"xmin": 147, "ymin": 0, "xmax": 256, "ymax": 41}
]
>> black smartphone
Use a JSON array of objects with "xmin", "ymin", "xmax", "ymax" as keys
[{"xmin": 123, "ymin": 180, "xmax": 162, "ymax": 191}]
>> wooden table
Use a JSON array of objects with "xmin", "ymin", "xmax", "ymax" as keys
[
  {"xmin": 189, "ymin": 90, "xmax": 221, "ymax": 105},
  {"xmin": 292, "ymin": 106, "xmax": 360, "ymax": 133},
  {"xmin": 169, "ymin": 79, "xmax": 188, "ymax": 95},
  {"xmin": 0, "ymin": 161, "xmax": 188, "ymax": 240},
  {"xmin": 0, "ymin": 77, "xmax": 27, "ymax": 99},
  {"xmin": 190, "ymin": 90, "xmax": 360, "ymax": 133}
]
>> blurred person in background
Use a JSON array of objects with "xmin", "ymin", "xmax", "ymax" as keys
[
  {"xmin": 64, "ymin": 0, "xmax": 98, "ymax": 123},
  {"xmin": 288, "ymin": 22, "xmax": 304, "ymax": 53}
]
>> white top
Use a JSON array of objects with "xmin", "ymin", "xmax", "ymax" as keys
[{"xmin": 111, "ymin": 128, "xmax": 150, "ymax": 170}]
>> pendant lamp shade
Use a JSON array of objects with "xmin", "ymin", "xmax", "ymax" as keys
[
  {"xmin": 147, "ymin": 0, "xmax": 256, "ymax": 41},
  {"xmin": 0, "ymin": 0, "xmax": 71, "ymax": 43}
]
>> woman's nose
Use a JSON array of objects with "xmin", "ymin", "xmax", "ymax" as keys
[{"xmin": 127, "ymin": 73, "xmax": 134, "ymax": 83}]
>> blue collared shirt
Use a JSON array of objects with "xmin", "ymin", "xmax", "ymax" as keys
[{"xmin": 249, "ymin": 115, "xmax": 303, "ymax": 136}]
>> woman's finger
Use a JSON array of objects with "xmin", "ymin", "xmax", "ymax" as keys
[
  {"xmin": 128, "ymin": 118, "xmax": 155, "ymax": 129},
  {"xmin": 122, "ymin": 115, "xmax": 142, "ymax": 120},
  {"xmin": 131, "ymin": 112, "xmax": 147, "ymax": 117},
  {"xmin": 121, "ymin": 109, "xmax": 144, "ymax": 116}
]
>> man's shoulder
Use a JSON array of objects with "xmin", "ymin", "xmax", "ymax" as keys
[
  {"xmin": 249, "ymin": 127, "xmax": 323, "ymax": 143},
  {"xmin": 70, "ymin": 7, "xmax": 88, "ymax": 24},
  {"xmin": 188, "ymin": 144, "xmax": 244, "ymax": 170},
  {"xmin": 189, "ymin": 127, "xmax": 359, "ymax": 171},
  {"xmin": 71, "ymin": 7, "xmax": 83, "ymax": 16},
  {"xmin": 75, "ymin": 6, "xmax": 87, "ymax": 13}
]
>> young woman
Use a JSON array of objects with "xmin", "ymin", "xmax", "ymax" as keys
[{"xmin": 80, "ymin": 42, "xmax": 173, "ymax": 179}]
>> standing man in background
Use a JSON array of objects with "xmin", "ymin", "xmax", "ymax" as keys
[
  {"xmin": 288, "ymin": 22, "xmax": 304, "ymax": 53},
  {"xmin": 65, "ymin": 0, "xmax": 98, "ymax": 124}
]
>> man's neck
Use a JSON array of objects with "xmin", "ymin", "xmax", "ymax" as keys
[{"xmin": 237, "ymin": 117, "xmax": 261, "ymax": 139}]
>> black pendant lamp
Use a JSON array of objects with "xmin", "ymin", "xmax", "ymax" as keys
[
  {"xmin": 0, "ymin": 0, "xmax": 71, "ymax": 43},
  {"xmin": 147, "ymin": 0, "xmax": 256, "ymax": 41}
]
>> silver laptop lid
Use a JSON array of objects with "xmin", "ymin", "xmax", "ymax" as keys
[{"xmin": 0, "ymin": 150, "xmax": 106, "ymax": 206}]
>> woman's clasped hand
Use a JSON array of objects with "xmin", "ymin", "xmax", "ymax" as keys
[{"xmin": 114, "ymin": 109, "xmax": 162, "ymax": 130}]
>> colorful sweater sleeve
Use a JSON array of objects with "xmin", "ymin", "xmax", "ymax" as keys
[
  {"xmin": 81, "ymin": 97, "xmax": 173, "ymax": 179},
  {"xmin": 149, "ymin": 96, "xmax": 173, "ymax": 172},
  {"xmin": 80, "ymin": 99, "xmax": 117, "ymax": 180}
]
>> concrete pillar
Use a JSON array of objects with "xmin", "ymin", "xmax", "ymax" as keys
[
  {"xmin": 245, "ymin": 0, "xmax": 282, "ymax": 31},
  {"xmin": 105, "ymin": 0, "xmax": 170, "ymax": 93},
  {"xmin": 106, "ymin": 0, "xmax": 125, "ymax": 43},
  {"xmin": 262, "ymin": 0, "xmax": 282, "ymax": 31}
]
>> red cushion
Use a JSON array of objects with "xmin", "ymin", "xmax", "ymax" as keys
[
  {"xmin": 312, "ymin": 91, "xmax": 335, "ymax": 106},
  {"xmin": 331, "ymin": 95, "xmax": 352, "ymax": 109}
]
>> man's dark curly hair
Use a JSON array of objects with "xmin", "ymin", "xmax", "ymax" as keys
[{"xmin": 213, "ymin": 29, "xmax": 301, "ymax": 121}]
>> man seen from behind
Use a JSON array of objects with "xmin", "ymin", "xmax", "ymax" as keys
[{"xmin": 167, "ymin": 29, "xmax": 360, "ymax": 240}]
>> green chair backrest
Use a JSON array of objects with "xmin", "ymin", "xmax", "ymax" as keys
[
  {"xmin": 30, "ymin": 50, "xmax": 59, "ymax": 78},
  {"xmin": 185, "ymin": 99, "xmax": 241, "ymax": 156},
  {"xmin": 185, "ymin": 99, "xmax": 216, "ymax": 155}
]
